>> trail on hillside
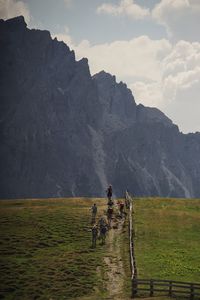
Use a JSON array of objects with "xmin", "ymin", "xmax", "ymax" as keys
[{"xmin": 103, "ymin": 216, "xmax": 126, "ymax": 300}]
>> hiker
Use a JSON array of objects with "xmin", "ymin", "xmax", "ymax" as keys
[
  {"xmin": 98, "ymin": 216, "xmax": 107, "ymax": 228},
  {"xmin": 91, "ymin": 203, "xmax": 97, "ymax": 225},
  {"xmin": 106, "ymin": 184, "xmax": 113, "ymax": 206},
  {"xmin": 119, "ymin": 201, "xmax": 125, "ymax": 217},
  {"xmin": 117, "ymin": 200, "xmax": 124, "ymax": 218},
  {"xmin": 98, "ymin": 216, "xmax": 108, "ymax": 244},
  {"xmin": 119, "ymin": 201, "xmax": 124, "ymax": 217},
  {"xmin": 99, "ymin": 223, "xmax": 108, "ymax": 245},
  {"xmin": 91, "ymin": 224, "xmax": 98, "ymax": 248},
  {"xmin": 107, "ymin": 206, "xmax": 113, "ymax": 228}
]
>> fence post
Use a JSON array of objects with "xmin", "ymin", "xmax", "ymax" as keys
[
  {"xmin": 128, "ymin": 193, "xmax": 138, "ymax": 298},
  {"xmin": 150, "ymin": 279, "xmax": 154, "ymax": 297},
  {"xmin": 132, "ymin": 277, "xmax": 137, "ymax": 298},
  {"xmin": 190, "ymin": 283, "xmax": 194, "ymax": 300},
  {"xmin": 169, "ymin": 281, "xmax": 172, "ymax": 297}
]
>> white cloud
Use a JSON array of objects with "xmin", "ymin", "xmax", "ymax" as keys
[
  {"xmin": 133, "ymin": 39, "xmax": 200, "ymax": 133},
  {"xmin": 130, "ymin": 81, "xmax": 164, "ymax": 107},
  {"xmin": 97, "ymin": 0, "xmax": 200, "ymax": 42},
  {"xmin": 97, "ymin": 0, "xmax": 150, "ymax": 20},
  {"xmin": 160, "ymin": 40, "xmax": 200, "ymax": 132},
  {"xmin": 0, "ymin": 0, "xmax": 30, "ymax": 23},
  {"xmin": 73, "ymin": 36, "xmax": 172, "ymax": 82},
  {"xmin": 53, "ymin": 32, "xmax": 171, "ymax": 82},
  {"xmin": 152, "ymin": 0, "xmax": 200, "ymax": 41},
  {"xmin": 53, "ymin": 27, "xmax": 73, "ymax": 46},
  {"xmin": 53, "ymin": 29, "xmax": 200, "ymax": 133},
  {"xmin": 162, "ymin": 41, "xmax": 200, "ymax": 100},
  {"xmin": 53, "ymin": 31, "xmax": 171, "ymax": 106}
]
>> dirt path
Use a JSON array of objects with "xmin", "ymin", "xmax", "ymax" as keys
[{"xmin": 104, "ymin": 216, "xmax": 126, "ymax": 300}]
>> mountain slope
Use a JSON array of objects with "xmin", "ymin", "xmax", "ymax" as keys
[
  {"xmin": 0, "ymin": 16, "xmax": 200, "ymax": 198},
  {"xmin": 0, "ymin": 16, "xmax": 103, "ymax": 198},
  {"xmin": 93, "ymin": 71, "xmax": 200, "ymax": 198}
]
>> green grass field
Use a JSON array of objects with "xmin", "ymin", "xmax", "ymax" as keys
[
  {"xmin": 0, "ymin": 198, "xmax": 131, "ymax": 300},
  {"xmin": 134, "ymin": 198, "xmax": 200, "ymax": 283},
  {"xmin": 0, "ymin": 198, "xmax": 111, "ymax": 300},
  {"xmin": 1, "ymin": 197, "xmax": 200, "ymax": 300}
]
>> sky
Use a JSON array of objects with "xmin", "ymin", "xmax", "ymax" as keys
[{"xmin": 1, "ymin": 0, "xmax": 200, "ymax": 133}]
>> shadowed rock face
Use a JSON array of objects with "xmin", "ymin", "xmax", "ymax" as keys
[
  {"xmin": 0, "ymin": 16, "xmax": 200, "ymax": 199},
  {"xmin": 87, "ymin": 70, "xmax": 200, "ymax": 199},
  {"xmin": 0, "ymin": 16, "xmax": 103, "ymax": 198},
  {"xmin": 93, "ymin": 72, "xmax": 200, "ymax": 198}
]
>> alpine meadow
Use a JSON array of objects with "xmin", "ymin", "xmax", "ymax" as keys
[{"xmin": 1, "ymin": 1, "xmax": 200, "ymax": 299}]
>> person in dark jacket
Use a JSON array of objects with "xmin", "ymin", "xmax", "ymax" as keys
[
  {"xmin": 91, "ymin": 224, "xmax": 98, "ymax": 248},
  {"xmin": 106, "ymin": 184, "xmax": 113, "ymax": 205},
  {"xmin": 91, "ymin": 203, "xmax": 97, "ymax": 225}
]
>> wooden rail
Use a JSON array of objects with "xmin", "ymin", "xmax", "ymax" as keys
[
  {"xmin": 132, "ymin": 278, "xmax": 200, "ymax": 299},
  {"xmin": 126, "ymin": 193, "xmax": 200, "ymax": 299},
  {"xmin": 126, "ymin": 192, "xmax": 137, "ymax": 297}
]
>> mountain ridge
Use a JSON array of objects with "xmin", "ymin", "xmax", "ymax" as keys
[{"xmin": 0, "ymin": 16, "xmax": 200, "ymax": 199}]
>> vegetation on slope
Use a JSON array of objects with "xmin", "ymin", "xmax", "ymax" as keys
[
  {"xmin": 1, "ymin": 196, "xmax": 199, "ymax": 300},
  {"xmin": 0, "ymin": 198, "xmax": 131, "ymax": 300},
  {"xmin": 134, "ymin": 198, "xmax": 200, "ymax": 282},
  {"xmin": 0, "ymin": 198, "xmax": 110, "ymax": 299}
]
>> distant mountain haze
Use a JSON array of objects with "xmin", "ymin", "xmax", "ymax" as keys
[{"xmin": 0, "ymin": 16, "xmax": 200, "ymax": 199}]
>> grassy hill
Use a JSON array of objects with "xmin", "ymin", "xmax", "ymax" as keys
[
  {"xmin": 134, "ymin": 198, "xmax": 200, "ymax": 282},
  {"xmin": 0, "ymin": 197, "xmax": 200, "ymax": 300},
  {"xmin": 0, "ymin": 198, "xmax": 130, "ymax": 300}
]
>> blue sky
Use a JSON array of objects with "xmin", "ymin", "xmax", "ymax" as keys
[
  {"xmin": 1, "ymin": 0, "xmax": 200, "ymax": 133},
  {"xmin": 27, "ymin": 0, "xmax": 167, "ymax": 44}
]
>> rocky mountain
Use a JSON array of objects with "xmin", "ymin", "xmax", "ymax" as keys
[
  {"xmin": 0, "ymin": 16, "xmax": 103, "ymax": 198},
  {"xmin": 93, "ymin": 72, "xmax": 200, "ymax": 198},
  {"xmin": 0, "ymin": 16, "xmax": 200, "ymax": 199}
]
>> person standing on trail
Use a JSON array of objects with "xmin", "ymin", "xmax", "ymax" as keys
[
  {"xmin": 117, "ymin": 200, "xmax": 124, "ymax": 218},
  {"xmin": 106, "ymin": 185, "xmax": 113, "ymax": 206},
  {"xmin": 98, "ymin": 216, "xmax": 108, "ymax": 245},
  {"xmin": 98, "ymin": 216, "xmax": 106, "ymax": 228},
  {"xmin": 119, "ymin": 201, "xmax": 125, "ymax": 217},
  {"xmin": 91, "ymin": 224, "xmax": 98, "ymax": 248},
  {"xmin": 100, "ymin": 224, "xmax": 107, "ymax": 245},
  {"xmin": 91, "ymin": 203, "xmax": 97, "ymax": 225}
]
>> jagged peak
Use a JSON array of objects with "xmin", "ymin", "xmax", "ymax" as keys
[
  {"xmin": 77, "ymin": 57, "xmax": 91, "ymax": 76},
  {"xmin": 136, "ymin": 104, "xmax": 174, "ymax": 127},
  {"xmin": 1, "ymin": 15, "xmax": 27, "ymax": 29},
  {"xmin": 1, "ymin": 16, "xmax": 77, "ymax": 62},
  {"xmin": 52, "ymin": 37, "xmax": 74, "ymax": 57},
  {"xmin": 78, "ymin": 57, "xmax": 88, "ymax": 65},
  {"xmin": 93, "ymin": 70, "xmax": 116, "ymax": 83},
  {"xmin": 93, "ymin": 70, "xmax": 128, "ymax": 89}
]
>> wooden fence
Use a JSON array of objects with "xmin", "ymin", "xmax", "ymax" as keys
[
  {"xmin": 127, "ymin": 192, "xmax": 137, "ymax": 281},
  {"xmin": 132, "ymin": 278, "xmax": 200, "ymax": 299},
  {"xmin": 126, "ymin": 193, "xmax": 200, "ymax": 299}
]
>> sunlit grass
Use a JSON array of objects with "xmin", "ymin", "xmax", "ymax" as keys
[
  {"xmin": 2, "ymin": 196, "xmax": 198, "ymax": 300},
  {"xmin": 0, "ymin": 198, "xmax": 108, "ymax": 299},
  {"xmin": 134, "ymin": 198, "xmax": 200, "ymax": 282}
]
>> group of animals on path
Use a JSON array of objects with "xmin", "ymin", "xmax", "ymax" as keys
[{"xmin": 90, "ymin": 186, "xmax": 130, "ymax": 248}]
